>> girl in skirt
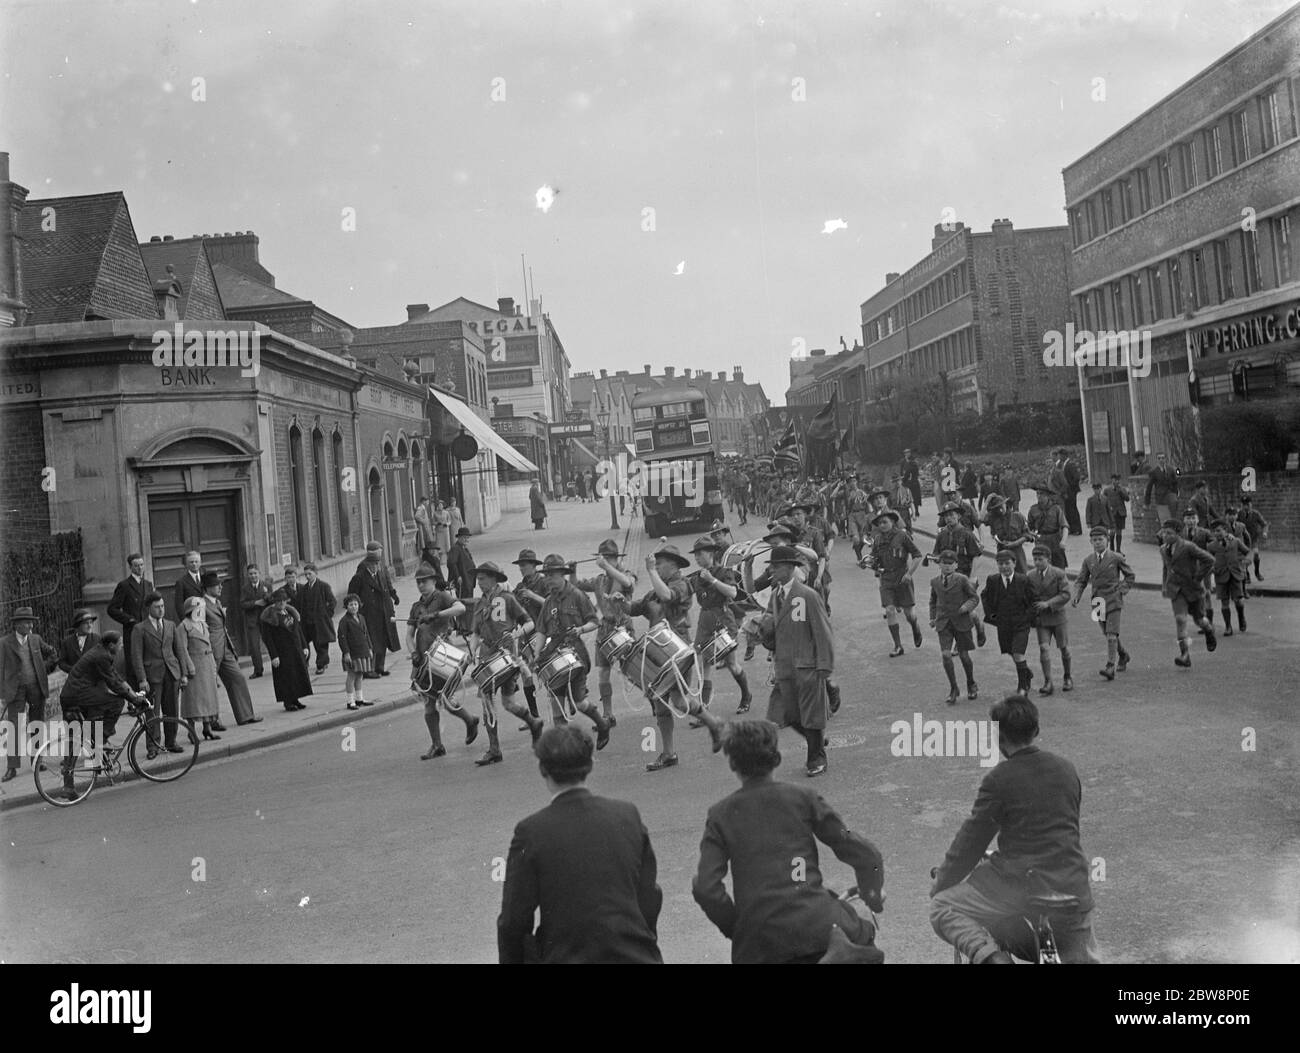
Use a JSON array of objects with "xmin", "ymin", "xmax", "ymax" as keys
[{"xmin": 338, "ymin": 593, "xmax": 375, "ymax": 710}]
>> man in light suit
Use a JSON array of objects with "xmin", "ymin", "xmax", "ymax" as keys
[
  {"xmin": 129, "ymin": 592, "xmax": 188, "ymax": 751},
  {"xmin": 201, "ymin": 572, "xmax": 260, "ymax": 727},
  {"xmin": 764, "ymin": 545, "xmax": 835, "ymax": 777},
  {"xmin": 982, "ymin": 550, "xmax": 1038, "ymax": 697},
  {"xmin": 172, "ymin": 550, "xmax": 205, "ymax": 622},
  {"xmin": 108, "ymin": 553, "xmax": 152, "ymax": 688},
  {"xmin": 1, "ymin": 607, "xmax": 57, "ymax": 781},
  {"xmin": 498, "ymin": 725, "xmax": 663, "ymax": 964}
]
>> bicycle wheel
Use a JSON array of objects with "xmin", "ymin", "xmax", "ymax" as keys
[
  {"xmin": 32, "ymin": 724, "xmax": 97, "ymax": 807},
  {"xmin": 127, "ymin": 716, "xmax": 199, "ymax": 783}
]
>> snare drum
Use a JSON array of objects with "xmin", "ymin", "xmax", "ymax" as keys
[
  {"xmin": 539, "ymin": 647, "xmax": 583, "ymax": 692},
  {"xmin": 700, "ymin": 627, "xmax": 738, "ymax": 666},
  {"xmin": 641, "ymin": 620, "xmax": 695, "ymax": 691},
  {"xmin": 723, "ymin": 539, "xmax": 772, "ymax": 609},
  {"xmin": 470, "ymin": 648, "xmax": 518, "ymax": 694},
  {"xmin": 421, "ymin": 638, "xmax": 472, "ymax": 696},
  {"xmin": 597, "ymin": 625, "xmax": 637, "ymax": 665}
]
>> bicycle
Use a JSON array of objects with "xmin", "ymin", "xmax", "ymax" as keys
[
  {"xmin": 31, "ymin": 700, "xmax": 200, "ymax": 807},
  {"xmin": 930, "ymin": 863, "xmax": 1079, "ymax": 964}
]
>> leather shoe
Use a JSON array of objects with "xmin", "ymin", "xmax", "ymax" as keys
[
  {"xmin": 238, "ymin": 717, "xmax": 264, "ymax": 725},
  {"xmin": 249, "ymin": 671, "xmax": 263, "ymax": 679},
  {"xmin": 645, "ymin": 753, "xmax": 678, "ymax": 772},
  {"xmin": 420, "ymin": 745, "xmax": 447, "ymax": 760},
  {"xmin": 806, "ymin": 761, "xmax": 828, "ymax": 777},
  {"xmin": 2, "ymin": 768, "xmax": 16, "ymax": 782},
  {"xmin": 967, "ymin": 682, "xmax": 978, "ymax": 700},
  {"xmin": 464, "ymin": 716, "xmax": 480, "ymax": 746},
  {"xmin": 165, "ymin": 744, "xmax": 185, "ymax": 753},
  {"xmin": 210, "ymin": 721, "xmax": 228, "ymax": 732},
  {"xmin": 888, "ymin": 644, "xmax": 905, "ymax": 658},
  {"xmin": 595, "ymin": 722, "xmax": 611, "ymax": 751},
  {"xmin": 474, "ymin": 751, "xmax": 503, "ymax": 766}
]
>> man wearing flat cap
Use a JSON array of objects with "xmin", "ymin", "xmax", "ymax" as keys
[
  {"xmin": 764, "ymin": 545, "xmax": 835, "ymax": 777},
  {"xmin": 1, "ymin": 608, "xmax": 58, "ymax": 782},
  {"xmin": 348, "ymin": 543, "xmax": 401, "ymax": 679}
]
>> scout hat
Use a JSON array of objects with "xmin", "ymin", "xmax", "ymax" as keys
[
  {"xmin": 475, "ymin": 561, "xmax": 508, "ymax": 583},
  {"xmin": 10, "ymin": 606, "xmax": 37, "ymax": 624},
  {"xmin": 867, "ymin": 488, "xmax": 891, "ymax": 502},
  {"xmin": 512, "ymin": 549, "xmax": 541, "ymax": 566},
  {"xmin": 1089, "ymin": 526, "xmax": 1108, "ymax": 538},
  {"xmin": 691, "ymin": 535, "xmax": 722, "ymax": 553},
  {"xmin": 414, "ymin": 563, "xmax": 441, "ymax": 582},
  {"xmin": 652, "ymin": 544, "xmax": 691, "ymax": 568},
  {"xmin": 780, "ymin": 503, "xmax": 812, "ymax": 517},
  {"xmin": 941, "ymin": 501, "xmax": 963, "ymax": 515},
  {"xmin": 1034, "ymin": 484, "xmax": 1057, "ymax": 496},
  {"xmin": 764, "ymin": 525, "xmax": 794, "ymax": 542},
  {"xmin": 985, "ymin": 493, "xmax": 1005, "ymax": 508},
  {"xmin": 871, "ymin": 509, "xmax": 900, "ymax": 526},
  {"xmin": 541, "ymin": 554, "xmax": 574, "ymax": 574},
  {"xmin": 595, "ymin": 539, "xmax": 621, "ymax": 557},
  {"xmin": 767, "ymin": 545, "xmax": 803, "ymax": 566}
]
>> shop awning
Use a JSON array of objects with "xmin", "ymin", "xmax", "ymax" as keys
[{"xmin": 428, "ymin": 388, "xmax": 539, "ymax": 473}]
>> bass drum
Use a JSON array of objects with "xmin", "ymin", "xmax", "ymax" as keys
[{"xmin": 722, "ymin": 539, "xmax": 772, "ymax": 609}]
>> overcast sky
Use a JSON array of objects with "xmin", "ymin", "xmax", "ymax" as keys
[{"xmin": 2, "ymin": 0, "xmax": 1293, "ymax": 402}]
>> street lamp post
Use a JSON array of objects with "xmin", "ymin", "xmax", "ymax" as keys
[{"xmin": 597, "ymin": 403, "xmax": 619, "ymax": 530}]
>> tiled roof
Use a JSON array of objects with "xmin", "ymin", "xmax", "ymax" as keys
[
  {"xmin": 212, "ymin": 261, "xmax": 303, "ymax": 307},
  {"xmin": 139, "ymin": 239, "xmax": 226, "ymax": 319},
  {"xmin": 19, "ymin": 192, "xmax": 158, "ymax": 324}
]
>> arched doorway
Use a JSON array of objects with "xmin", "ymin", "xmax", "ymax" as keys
[
  {"xmin": 368, "ymin": 466, "xmax": 387, "ymax": 556},
  {"xmin": 382, "ymin": 440, "xmax": 402, "ymax": 567}
]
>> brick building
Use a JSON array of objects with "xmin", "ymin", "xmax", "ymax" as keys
[
  {"xmin": 858, "ymin": 219, "xmax": 1076, "ymax": 417},
  {"xmin": 1064, "ymin": 5, "xmax": 1300, "ymax": 507},
  {"xmin": 0, "ymin": 165, "xmax": 426, "ymax": 641}
]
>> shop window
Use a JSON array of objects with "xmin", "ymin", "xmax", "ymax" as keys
[
  {"xmin": 332, "ymin": 430, "xmax": 351, "ymax": 551},
  {"xmin": 311, "ymin": 427, "xmax": 330, "ymax": 557}
]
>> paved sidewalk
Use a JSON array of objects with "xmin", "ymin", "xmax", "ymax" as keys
[{"xmin": 0, "ymin": 499, "xmax": 643, "ymax": 810}]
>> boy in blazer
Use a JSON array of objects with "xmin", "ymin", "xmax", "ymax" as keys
[
  {"xmin": 1072, "ymin": 527, "xmax": 1135, "ymax": 680},
  {"xmin": 928, "ymin": 550, "xmax": 979, "ymax": 706},
  {"xmin": 765, "ymin": 546, "xmax": 835, "ymax": 777},
  {"xmin": 1025, "ymin": 544, "xmax": 1073, "ymax": 695},
  {"xmin": 982, "ymin": 550, "xmax": 1037, "ymax": 697}
]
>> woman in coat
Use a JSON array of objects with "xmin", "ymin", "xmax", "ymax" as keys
[
  {"xmin": 447, "ymin": 501, "xmax": 465, "ymax": 543},
  {"xmin": 177, "ymin": 596, "xmax": 221, "ymax": 739},
  {"xmin": 529, "ymin": 479, "xmax": 547, "ymax": 530},
  {"xmin": 260, "ymin": 589, "xmax": 312, "ymax": 711},
  {"xmin": 433, "ymin": 500, "xmax": 452, "ymax": 556}
]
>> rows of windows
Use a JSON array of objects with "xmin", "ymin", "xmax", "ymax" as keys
[
  {"xmin": 909, "ymin": 328, "xmax": 976, "ymax": 375},
  {"xmin": 864, "ymin": 264, "xmax": 971, "ymax": 345},
  {"xmin": 1074, "ymin": 206, "xmax": 1297, "ymax": 330},
  {"xmin": 1070, "ymin": 79, "xmax": 1298, "ymax": 248}
]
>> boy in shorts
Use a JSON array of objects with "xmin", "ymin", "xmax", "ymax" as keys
[{"xmin": 1071, "ymin": 527, "xmax": 1135, "ymax": 681}]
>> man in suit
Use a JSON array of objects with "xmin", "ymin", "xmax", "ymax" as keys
[
  {"xmin": 694, "ymin": 719, "xmax": 885, "ymax": 964},
  {"xmin": 347, "ymin": 544, "xmax": 400, "ymax": 678},
  {"xmin": 297, "ymin": 562, "xmax": 337, "ymax": 675},
  {"xmin": 498, "ymin": 725, "xmax": 663, "ymax": 964},
  {"xmin": 928, "ymin": 550, "xmax": 979, "ymax": 706},
  {"xmin": 1103, "ymin": 474, "xmax": 1130, "ymax": 552},
  {"xmin": 129, "ymin": 592, "xmax": 187, "ymax": 751},
  {"xmin": 998, "ymin": 462, "xmax": 1022, "ymax": 512},
  {"xmin": 1158, "ymin": 519, "xmax": 1217, "ymax": 667},
  {"xmin": 281, "ymin": 566, "xmax": 301, "ymax": 610},
  {"xmin": 1054, "ymin": 449, "xmax": 1083, "ymax": 536},
  {"xmin": 447, "ymin": 527, "xmax": 476, "ymax": 599},
  {"xmin": 1084, "ymin": 480, "xmax": 1113, "ymax": 541},
  {"xmin": 1, "ymin": 607, "xmax": 58, "ymax": 782},
  {"xmin": 764, "ymin": 545, "xmax": 834, "ymax": 777},
  {"xmin": 57, "ymin": 609, "xmax": 101, "ymax": 674},
  {"xmin": 930, "ymin": 694, "xmax": 1099, "ymax": 963},
  {"xmin": 108, "ymin": 553, "xmax": 152, "ymax": 687},
  {"xmin": 202, "ymin": 572, "xmax": 260, "ymax": 727},
  {"xmin": 982, "ymin": 549, "xmax": 1037, "ymax": 697},
  {"xmin": 172, "ymin": 550, "xmax": 205, "ymax": 622},
  {"xmin": 1143, "ymin": 452, "xmax": 1180, "ymax": 526},
  {"xmin": 241, "ymin": 565, "xmax": 273, "ymax": 678}
]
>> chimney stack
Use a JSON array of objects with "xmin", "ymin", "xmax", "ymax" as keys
[
  {"xmin": 497, "ymin": 297, "xmax": 515, "ymax": 315},
  {"xmin": 664, "ymin": 366, "xmax": 675, "ymax": 378},
  {"xmin": 717, "ymin": 371, "xmax": 726, "ymax": 381},
  {"xmin": 201, "ymin": 230, "xmax": 273, "ymax": 285},
  {"xmin": 931, "ymin": 220, "xmax": 965, "ymax": 250},
  {"xmin": 406, "ymin": 303, "xmax": 429, "ymax": 321},
  {"xmin": 732, "ymin": 366, "xmax": 743, "ymax": 382},
  {"xmin": 643, "ymin": 364, "xmax": 652, "ymax": 375},
  {"xmin": 682, "ymin": 368, "xmax": 692, "ymax": 379},
  {"xmin": 886, "ymin": 272, "xmax": 901, "ymax": 284},
  {"xmin": 599, "ymin": 368, "xmax": 608, "ymax": 379},
  {"xmin": 0, "ymin": 151, "xmax": 30, "ymax": 327}
]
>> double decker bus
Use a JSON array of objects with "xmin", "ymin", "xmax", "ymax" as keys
[{"xmin": 631, "ymin": 386, "xmax": 724, "ymax": 536}]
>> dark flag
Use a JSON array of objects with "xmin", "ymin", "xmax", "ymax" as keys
[
  {"xmin": 806, "ymin": 391, "xmax": 838, "ymax": 443},
  {"xmin": 772, "ymin": 419, "xmax": 801, "ymax": 469}
]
